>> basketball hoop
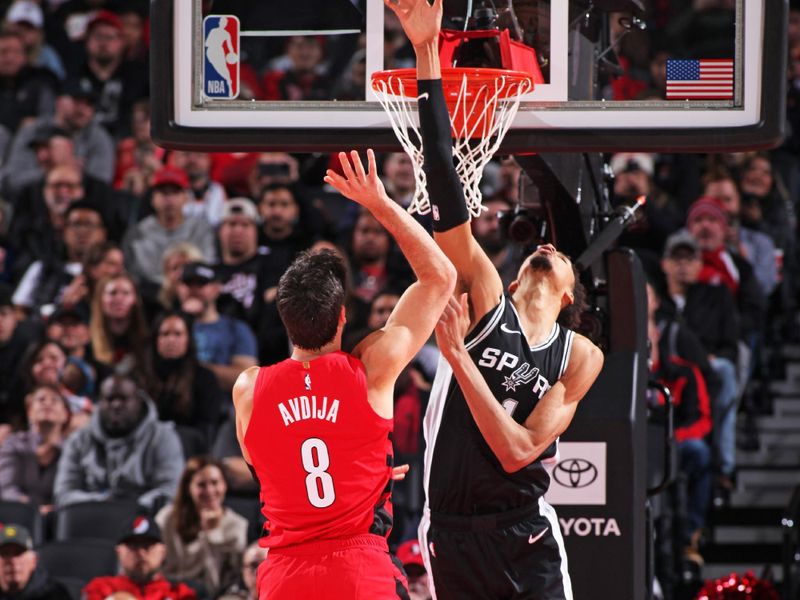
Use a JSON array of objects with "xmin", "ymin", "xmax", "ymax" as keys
[{"xmin": 371, "ymin": 67, "xmax": 534, "ymax": 218}]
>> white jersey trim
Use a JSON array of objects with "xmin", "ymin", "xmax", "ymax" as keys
[
  {"xmin": 558, "ymin": 330, "xmax": 575, "ymax": 379},
  {"xmin": 539, "ymin": 496, "xmax": 574, "ymax": 600},
  {"xmin": 465, "ymin": 296, "xmax": 506, "ymax": 351},
  {"xmin": 421, "ymin": 354, "xmax": 453, "ymax": 500}
]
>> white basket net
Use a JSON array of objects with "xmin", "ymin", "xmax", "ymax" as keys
[{"xmin": 372, "ymin": 71, "xmax": 533, "ymax": 218}]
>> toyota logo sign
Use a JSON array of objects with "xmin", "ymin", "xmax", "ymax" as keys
[{"xmin": 553, "ymin": 458, "xmax": 598, "ymax": 488}]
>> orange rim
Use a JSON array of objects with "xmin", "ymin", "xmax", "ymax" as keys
[{"xmin": 371, "ymin": 67, "xmax": 535, "ymax": 100}]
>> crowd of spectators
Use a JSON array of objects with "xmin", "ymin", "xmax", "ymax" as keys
[{"xmin": 0, "ymin": 1, "xmax": 797, "ymax": 599}]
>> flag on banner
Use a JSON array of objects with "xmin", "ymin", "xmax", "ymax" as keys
[{"xmin": 666, "ymin": 59, "xmax": 734, "ymax": 100}]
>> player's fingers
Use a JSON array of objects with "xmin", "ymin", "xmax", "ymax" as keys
[
  {"xmin": 338, "ymin": 151, "xmax": 356, "ymax": 181},
  {"xmin": 459, "ymin": 292, "xmax": 469, "ymax": 315},
  {"xmin": 366, "ymin": 149, "xmax": 377, "ymax": 179},
  {"xmin": 392, "ymin": 464, "xmax": 410, "ymax": 480},
  {"xmin": 323, "ymin": 170, "xmax": 348, "ymax": 191},
  {"xmin": 351, "ymin": 150, "xmax": 367, "ymax": 181}
]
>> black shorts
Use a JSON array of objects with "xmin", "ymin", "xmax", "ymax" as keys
[{"xmin": 418, "ymin": 498, "xmax": 573, "ymax": 600}]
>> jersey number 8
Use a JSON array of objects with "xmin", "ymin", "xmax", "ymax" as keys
[{"xmin": 301, "ymin": 438, "xmax": 336, "ymax": 508}]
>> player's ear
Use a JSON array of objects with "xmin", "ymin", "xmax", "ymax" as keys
[
  {"xmin": 562, "ymin": 288, "xmax": 574, "ymax": 308},
  {"xmin": 339, "ymin": 305, "xmax": 347, "ymax": 325},
  {"xmin": 508, "ymin": 279, "xmax": 519, "ymax": 294}
]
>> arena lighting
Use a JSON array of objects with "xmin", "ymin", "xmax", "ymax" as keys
[{"xmin": 575, "ymin": 195, "xmax": 646, "ymax": 271}]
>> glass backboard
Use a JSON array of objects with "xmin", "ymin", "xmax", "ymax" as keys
[{"xmin": 151, "ymin": 0, "xmax": 786, "ymax": 153}]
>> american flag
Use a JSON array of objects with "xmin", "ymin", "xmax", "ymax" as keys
[{"xmin": 666, "ymin": 59, "xmax": 734, "ymax": 100}]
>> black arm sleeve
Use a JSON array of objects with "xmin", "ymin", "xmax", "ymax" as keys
[{"xmin": 417, "ymin": 79, "xmax": 470, "ymax": 232}]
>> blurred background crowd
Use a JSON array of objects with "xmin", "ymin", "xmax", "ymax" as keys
[{"xmin": 0, "ymin": 1, "xmax": 797, "ymax": 599}]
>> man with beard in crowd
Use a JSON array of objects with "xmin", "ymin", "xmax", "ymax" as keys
[
  {"xmin": 13, "ymin": 200, "xmax": 106, "ymax": 316},
  {"xmin": 53, "ymin": 373, "xmax": 184, "ymax": 510},
  {"xmin": 84, "ymin": 516, "xmax": 197, "ymax": 600},
  {"xmin": 470, "ymin": 195, "xmax": 522, "ymax": 289},
  {"xmin": 0, "ymin": 524, "xmax": 70, "ymax": 600},
  {"xmin": 170, "ymin": 151, "xmax": 227, "ymax": 227},
  {"xmin": 67, "ymin": 11, "xmax": 148, "ymax": 139},
  {"xmin": 215, "ymin": 199, "xmax": 268, "ymax": 324}
]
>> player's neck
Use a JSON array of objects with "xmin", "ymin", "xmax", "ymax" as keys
[
  {"xmin": 291, "ymin": 339, "xmax": 342, "ymax": 362},
  {"xmin": 512, "ymin": 282, "xmax": 562, "ymax": 345}
]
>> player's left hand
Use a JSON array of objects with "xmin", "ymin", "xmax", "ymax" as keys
[
  {"xmin": 435, "ymin": 293, "xmax": 470, "ymax": 358},
  {"xmin": 392, "ymin": 464, "xmax": 410, "ymax": 481}
]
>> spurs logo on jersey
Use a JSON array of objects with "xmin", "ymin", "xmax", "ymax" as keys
[{"xmin": 423, "ymin": 295, "xmax": 574, "ymax": 515}]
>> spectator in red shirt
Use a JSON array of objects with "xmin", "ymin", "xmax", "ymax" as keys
[
  {"xmin": 84, "ymin": 516, "xmax": 197, "ymax": 600},
  {"xmin": 648, "ymin": 295, "xmax": 713, "ymax": 566}
]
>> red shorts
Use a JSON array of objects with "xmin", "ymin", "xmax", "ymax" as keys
[{"xmin": 258, "ymin": 534, "xmax": 409, "ymax": 600}]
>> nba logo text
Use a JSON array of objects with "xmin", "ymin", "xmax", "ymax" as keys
[{"xmin": 203, "ymin": 15, "xmax": 240, "ymax": 100}]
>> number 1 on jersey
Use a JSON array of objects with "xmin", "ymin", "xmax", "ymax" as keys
[{"xmin": 301, "ymin": 438, "xmax": 336, "ymax": 508}]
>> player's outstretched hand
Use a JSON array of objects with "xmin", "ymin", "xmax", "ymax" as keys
[
  {"xmin": 435, "ymin": 293, "xmax": 471, "ymax": 360},
  {"xmin": 324, "ymin": 149, "xmax": 390, "ymax": 211},
  {"xmin": 384, "ymin": 0, "xmax": 442, "ymax": 49}
]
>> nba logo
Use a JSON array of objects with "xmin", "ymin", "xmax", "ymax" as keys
[{"xmin": 203, "ymin": 15, "xmax": 240, "ymax": 99}]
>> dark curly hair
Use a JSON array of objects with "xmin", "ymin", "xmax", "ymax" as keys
[
  {"xmin": 277, "ymin": 249, "xmax": 347, "ymax": 350},
  {"xmin": 557, "ymin": 265, "xmax": 588, "ymax": 331}
]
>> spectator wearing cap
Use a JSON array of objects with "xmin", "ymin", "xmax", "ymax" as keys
[
  {"xmin": 143, "ymin": 310, "xmax": 221, "ymax": 450},
  {"xmin": 123, "ymin": 168, "xmax": 217, "ymax": 303},
  {"xmin": 0, "ymin": 122, "xmax": 72, "ymax": 198},
  {"xmin": 1, "ymin": 77, "xmax": 115, "ymax": 196},
  {"xmin": 704, "ymin": 171, "xmax": 778, "ymax": 299},
  {"xmin": 0, "ymin": 384, "xmax": 71, "ymax": 513},
  {"xmin": 0, "ymin": 30, "xmax": 56, "ymax": 133},
  {"xmin": 67, "ymin": 9, "xmax": 149, "ymax": 139},
  {"xmin": 46, "ymin": 305, "xmax": 92, "ymax": 360},
  {"xmin": 12, "ymin": 200, "xmax": 107, "ymax": 317},
  {"xmin": 175, "ymin": 262, "xmax": 258, "ymax": 393},
  {"xmin": 169, "ymin": 151, "xmax": 228, "ymax": 227},
  {"xmin": 4, "ymin": 1, "xmax": 65, "ymax": 80},
  {"xmin": 685, "ymin": 196, "xmax": 766, "ymax": 345},
  {"xmin": 156, "ymin": 456, "xmax": 248, "ymax": 598},
  {"xmin": 0, "ymin": 524, "xmax": 71, "ymax": 600},
  {"xmin": 215, "ymin": 198, "xmax": 269, "ymax": 324},
  {"xmin": 217, "ymin": 542, "xmax": 267, "ymax": 600},
  {"xmin": 647, "ymin": 291, "xmax": 713, "ymax": 567},
  {"xmin": 83, "ymin": 516, "xmax": 197, "ymax": 600},
  {"xmin": 610, "ymin": 152, "xmax": 684, "ymax": 256},
  {"xmin": 0, "ymin": 285, "xmax": 33, "ymax": 439},
  {"xmin": 396, "ymin": 540, "xmax": 430, "ymax": 600},
  {"xmin": 53, "ymin": 373, "xmax": 184, "ymax": 510},
  {"xmin": 658, "ymin": 229, "xmax": 741, "ymax": 497}
]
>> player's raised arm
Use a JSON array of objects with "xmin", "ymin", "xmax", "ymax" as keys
[
  {"xmin": 324, "ymin": 150, "xmax": 456, "ymax": 406},
  {"xmin": 386, "ymin": 0, "xmax": 504, "ymax": 325},
  {"xmin": 436, "ymin": 294, "xmax": 604, "ymax": 473}
]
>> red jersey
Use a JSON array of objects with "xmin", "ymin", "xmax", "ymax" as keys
[{"xmin": 244, "ymin": 351, "xmax": 394, "ymax": 549}]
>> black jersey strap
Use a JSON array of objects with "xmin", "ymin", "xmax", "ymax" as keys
[{"xmin": 417, "ymin": 78, "xmax": 469, "ymax": 232}]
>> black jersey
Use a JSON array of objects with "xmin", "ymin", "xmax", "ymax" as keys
[{"xmin": 424, "ymin": 294, "xmax": 575, "ymax": 516}]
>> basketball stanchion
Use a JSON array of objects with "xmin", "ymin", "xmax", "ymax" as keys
[{"xmin": 371, "ymin": 67, "xmax": 533, "ymax": 218}]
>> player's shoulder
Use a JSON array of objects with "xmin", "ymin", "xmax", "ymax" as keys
[
  {"xmin": 567, "ymin": 333, "xmax": 604, "ymax": 372},
  {"xmin": 232, "ymin": 366, "xmax": 261, "ymax": 404}
]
